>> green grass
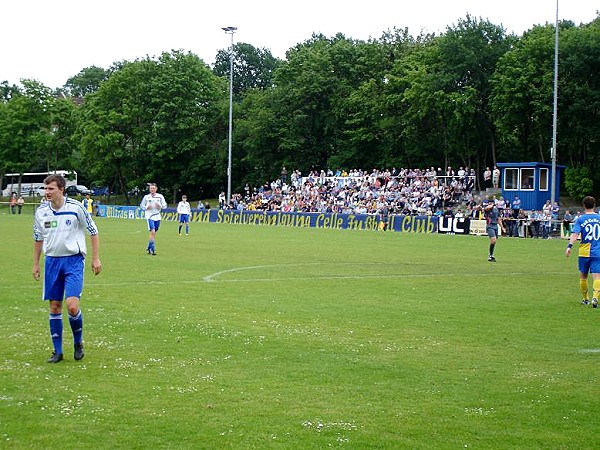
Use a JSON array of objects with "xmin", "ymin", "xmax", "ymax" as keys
[{"xmin": 1, "ymin": 212, "xmax": 598, "ymax": 449}]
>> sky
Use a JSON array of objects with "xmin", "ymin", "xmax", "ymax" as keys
[{"xmin": 2, "ymin": 0, "xmax": 598, "ymax": 89}]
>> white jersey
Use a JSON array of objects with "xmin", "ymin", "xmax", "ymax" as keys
[
  {"xmin": 33, "ymin": 197, "xmax": 99, "ymax": 257},
  {"xmin": 177, "ymin": 201, "xmax": 192, "ymax": 215},
  {"xmin": 140, "ymin": 193, "xmax": 167, "ymax": 220}
]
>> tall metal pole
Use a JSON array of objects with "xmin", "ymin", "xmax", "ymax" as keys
[
  {"xmin": 222, "ymin": 26, "xmax": 237, "ymax": 205},
  {"xmin": 551, "ymin": 0, "xmax": 559, "ymax": 206}
]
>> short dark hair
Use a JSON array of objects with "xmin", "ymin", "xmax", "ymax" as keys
[
  {"xmin": 44, "ymin": 174, "xmax": 66, "ymax": 190},
  {"xmin": 583, "ymin": 196, "xmax": 596, "ymax": 210}
]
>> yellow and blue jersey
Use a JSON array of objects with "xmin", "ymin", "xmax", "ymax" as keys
[{"xmin": 572, "ymin": 213, "xmax": 600, "ymax": 258}]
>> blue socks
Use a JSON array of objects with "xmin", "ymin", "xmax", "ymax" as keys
[
  {"xmin": 49, "ymin": 313, "xmax": 63, "ymax": 355},
  {"xmin": 148, "ymin": 240, "xmax": 155, "ymax": 252},
  {"xmin": 69, "ymin": 310, "xmax": 83, "ymax": 345},
  {"xmin": 49, "ymin": 311, "xmax": 84, "ymax": 355}
]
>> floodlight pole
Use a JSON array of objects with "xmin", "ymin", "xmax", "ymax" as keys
[
  {"xmin": 551, "ymin": 0, "xmax": 559, "ymax": 207},
  {"xmin": 222, "ymin": 26, "xmax": 237, "ymax": 206}
]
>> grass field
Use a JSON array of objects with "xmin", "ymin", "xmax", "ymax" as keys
[{"xmin": 1, "ymin": 211, "xmax": 599, "ymax": 449}]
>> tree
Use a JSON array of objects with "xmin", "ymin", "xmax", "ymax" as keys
[
  {"xmin": 386, "ymin": 16, "xmax": 512, "ymax": 176},
  {"xmin": 0, "ymin": 79, "xmax": 80, "ymax": 198},
  {"xmin": 557, "ymin": 17, "xmax": 600, "ymax": 190},
  {"xmin": 269, "ymin": 33, "xmax": 392, "ymax": 174},
  {"xmin": 64, "ymin": 66, "xmax": 111, "ymax": 97},
  {"xmin": 213, "ymin": 43, "xmax": 280, "ymax": 98},
  {"xmin": 490, "ymin": 24, "xmax": 559, "ymax": 163},
  {"xmin": 79, "ymin": 50, "xmax": 225, "ymax": 201}
]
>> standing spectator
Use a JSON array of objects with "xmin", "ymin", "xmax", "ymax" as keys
[
  {"xmin": 551, "ymin": 201, "xmax": 560, "ymax": 231},
  {"xmin": 542, "ymin": 199, "xmax": 552, "ymax": 218},
  {"xmin": 140, "ymin": 183, "xmax": 167, "ymax": 255},
  {"xmin": 511, "ymin": 196, "xmax": 521, "ymax": 218},
  {"xmin": 280, "ymin": 166, "xmax": 288, "ymax": 185},
  {"xmin": 563, "ymin": 210, "xmax": 574, "ymax": 235},
  {"xmin": 482, "ymin": 198, "xmax": 502, "ymax": 262},
  {"xmin": 177, "ymin": 194, "xmax": 192, "ymax": 236},
  {"xmin": 32, "ymin": 174, "xmax": 102, "ymax": 363},
  {"xmin": 565, "ymin": 196, "xmax": 600, "ymax": 307},
  {"xmin": 10, "ymin": 193, "xmax": 17, "ymax": 214},
  {"xmin": 483, "ymin": 167, "xmax": 492, "ymax": 189},
  {"xmin": 504, "ymin": 209, "xmax": 518, "ymax": 237},
  {"xmin": 492, "ymin": 166, "xmax": 500, "ymax": 189},
  {"xmin": 542, "ymin": 209, "xmax": 552, "ymax": 239},
  {"xmin": 218, "ymin": 191, "xmax": 226, "ymax": 209},
  {"xmin": 17, "ymin": 196, "xmax": 24, "ymax": 214},
  {"xmin": 496, "ymin": 196, "xmax": 506, "ymax": 214},
  {"xmin": 531, "ymin": 210, "xmax": 543, "ymax": 238},
  {"xmin": 83, "ymin": 194, "xmax": 93, "ymax": 215}
]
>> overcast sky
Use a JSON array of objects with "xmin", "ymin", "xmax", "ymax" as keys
[{"xmin": 2, "ymin": 0, "xmax": 597, "ymax": 88}]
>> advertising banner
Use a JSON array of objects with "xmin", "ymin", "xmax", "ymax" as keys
[
  {"xmin": 437, "ymin": 217, "xmax": 471, "ymax": 235},
  {"xmin": 96, "ymin": 205, "xmax": 441, "ymax": 233}
]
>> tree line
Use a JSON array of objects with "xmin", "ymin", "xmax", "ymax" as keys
[{"xmin": 1, "ymin": 14, "xmax": 599, "ymax": 202}]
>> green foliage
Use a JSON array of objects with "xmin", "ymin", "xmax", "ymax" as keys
[
  {"xmin": 0, "ymin": 80, "xmax": 58, "ymax": 174},
  {"xmin": 78, "ymin": 51, "xmax": 225, "ymax": 200},
  {"xmin": 2, "ymin": 14, "xmax": 600, "ymax": 197},
  {"xmin": 1, "ymin": 215, "xmax": 599, "ymax": 448},
  {"xmin": 491, "ymin": 24, "xmax": 562, "ymax": 163},
  {"xmin": 64, "ymin": 66, "xmax": 111, "ymax": 97},
  {"xmin": 213, "ymin": 42, "xmax": 281, "ymax": 98},
  {"xmin": 564, "ymin": 166, "xmax": 594, "ymax": 199},
  {"xmin": 557, "ymin": 19, "xmax": 600, "ymax": 170}
]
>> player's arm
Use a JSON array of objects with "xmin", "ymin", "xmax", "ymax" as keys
[
  {"xmin": 565, "ymin": 231, "xmax": 579, "ymax": 257},
  {"xmin": 89, "ymin": 234, "xmax": 102, "ymax": 275},
  {"xmin": 33, "ymin": 240, "xmax": 43, "ymax": 281}
]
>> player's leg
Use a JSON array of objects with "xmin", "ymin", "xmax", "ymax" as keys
[
  {"xmin": 178, "ymin": 216, "xmax": 183, "ymax": 235},
  {"xmin": 589, "ymin": 259, "xmax": 600, "ymax": 308},
  {"xmin": 64, "ymin": 255, "xmax": 85, "ymax": 359},
  {"xmin": 487, "ymin": 228, "xmax": 497, "ymax": 261},
  {"xmin": 44, "ymin": 257, "xmax": 65, "ymax": 362},
  {"xmin": 578, "ymin": 257, "xmax": 591, "ymax": 305},
  {"xmin": 151, "ymin": 221, "xmax": 160, "ymax": 254},
  {"xmin": 47, "ymin": 301, "xmax": 64, "ymax": 362},
  {"xmin": 185, "ymin": 216, "xmax": 189, "ymax": 235},
  {"xmin": 147, "ymin": 220, "xmax": 157, "ymax": 254}
]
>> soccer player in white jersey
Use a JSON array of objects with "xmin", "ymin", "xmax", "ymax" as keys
[
  {"xmin": 33, "ymin": 174, "xmax": 102, "ymax": 363},
  {"xmin": 140, "ymin": 183, "xmax": 167, "ymax": 255},
  {"xmin": 177, "ymin": 194, "xmax": 192, "ymax": 235}
]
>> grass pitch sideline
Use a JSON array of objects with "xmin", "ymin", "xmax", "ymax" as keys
[{"xmin": 0, "ymin": 213, "xmax": 598, "ymax": 449}]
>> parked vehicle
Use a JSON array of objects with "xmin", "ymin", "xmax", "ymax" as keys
[
  {"xmin": 1, "ymin": 170, "xmax": 78, "ymax": 197},
  {"xmin": 65, "ymin": 185, "xmax": 93, "ymax": 196}
]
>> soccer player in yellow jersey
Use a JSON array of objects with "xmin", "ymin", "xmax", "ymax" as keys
[{"xmin": 565, "ymin": 196, "xmax": 600, "ymax": 308}]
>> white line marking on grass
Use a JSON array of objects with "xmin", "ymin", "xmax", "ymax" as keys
[
  {"xmin": 202, "ymin": 272, "xmax": 567, "ymax": 283},
  {"xmin": 579, "ymin": 349, "xmax": 600, "ymax": 354},
  {"xmin": 203, "ymin": 264, "xmax": 278, "ymax": 282},
  {"xmin": 201, "ymin": 262, "xmax": 393, "ymax": 282},
  {"xmin": 201, "ymin": 264, "xmax": 568, "ymax": 283},
  {"xmin": 0, "ymin": 268, "xmax": 572, "ymax": 289}
]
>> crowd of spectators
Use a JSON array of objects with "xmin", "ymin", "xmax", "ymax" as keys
[
  {"xmin": 204, "ymin": 165, "xmax": 583, "ymax": 238},
  {"xmin": 224, "ymin": 166, "xmax": 479, "ymax": 216}
]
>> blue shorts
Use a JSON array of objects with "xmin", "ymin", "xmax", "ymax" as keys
[
  {"xmin": 147, "ymin": 219, "xmax": 161, "ymax": 232},
  {"xmin": 179, "ymin": 214, "xmax": 190, "ymax": 223},
  {"xmin": 578, "ymin": 257, "xmax": 600, "ymax": 274},
  {"xmin": 43, "ymin": 254, "xmax": 85, "ymax": 301}
]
